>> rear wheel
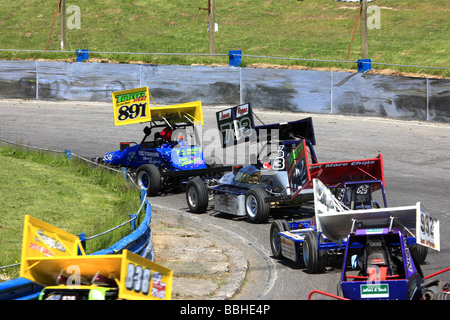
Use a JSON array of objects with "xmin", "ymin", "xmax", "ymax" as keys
[
  {"xmin": 423, "ymin": 285, "xmax": 449, "ymax": 300},
  {"xmin": 136, "ymin": 164, "xmax": 161, "ymax": 196},
  {"xmin": 410, "ymin": 244, "xmax": 428, "ymax": 264},
  {"xmin": 303, "ymin": 231, "xmax": 327, "ymax": 274},
  {"xmin": 270, "ymin": 219, "xmax": 290, "ymax": 259},
  {"xmin": 186, "ymin": 177, "xmax": 209, "ymax": 213},
  {"xmin": 245, "ymin": 188, "xmax": 270, "ymax": 223}
]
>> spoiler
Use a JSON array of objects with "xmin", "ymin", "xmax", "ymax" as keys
[
  {"xmin": 112, "ymin": 87, "xmax": 203, "ymax": 126},
  {"xmin": 308, "ymin": 154, "xmax": 385, "ymax": 189},
  {"xmin": 148, "ymin": 101, "xmax": 203, "ymax": 126},
  {"xmin": 216, "ymin": 102, "xmax": 316, "ymax": 147},
  {"xmin": 287, "ymin": 140, "xmax": 384, "ymax": 198},
  {"xmin": 19, "ymin": 215, "xmax": 173, "ymax": 300},
  {"xmin": 255, "ymin": 117, "xmax": 316, "ymax": 146},
  {"xmin": 313, "ymin": 179, "xmax": 440, "ymax": 251}
]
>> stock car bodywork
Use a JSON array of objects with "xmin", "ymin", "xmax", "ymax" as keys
[
  {"xmin": 300, "ymin": 179, "xmax": 447, "ymax": 300},
  {"xmin": 186, "ymin": 103, "xmax": 387, "ymax": 223},
  {"xmin": 101, "ymin": 88, "xmax": 230, "ymax": 195},
  {"xmin": 272, "ymin": 178, "xmax": 446, "ymax": 300}
]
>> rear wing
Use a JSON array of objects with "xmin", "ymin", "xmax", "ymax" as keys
[
  {"xmin": 287, "ymin": 140, "xmax": 384, "ymax": 198},
  {"xmin": 112, "ymin": 86, "xmax": 203, "ymax": 126},
  {"xmin": 313, "ymin": 179, "xmax": 440, "ymax": 251},
  {"xmin": 255, "ymin": 117, "xmax": 316, "ymax": 145},
  {"xmin": 19, "ymin": 215, "xmax": 173, "ymax": 300},
  {"xmin": 147, "ymin": 101, "xmax": 203, "ymax": 126},
  {"xmin": 308, "ymin": 154, "xmax": 385, "ymax": 189},
  {"xmin": 216, "ymin": 102, "xmax": 316, "ymax": 147}
]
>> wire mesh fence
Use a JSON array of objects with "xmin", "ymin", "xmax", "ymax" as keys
[{"xmin": 0, "ymin": 0, "xmax": 448, "ymax": 76}]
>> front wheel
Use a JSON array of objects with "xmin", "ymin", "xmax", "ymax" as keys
[
  {"xmin": 186, "ymin": 177, "xmax": 209, "ymax": 213},
  {"xmin": 270, "ymin": 219, "xmax": 290, "ymax": 259},
  {"xmin": 410, "ymin": 244, "xmax": 428, "ymax": 265},
  {"xmin": 136, "ymin": 164, "xmax": 161, "ymax": 196},
  {"xmin": 303, "ymin": 231, "xmax": 327, "ymax": 274},
  {"xmin": 245, "ymin": 188, "xmax": 270, "ymax": 224}
]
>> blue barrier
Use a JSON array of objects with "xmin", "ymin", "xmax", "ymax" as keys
[
  {"xmin": 91, "ymin": 189, "xmax": 154, "ymax": 260},
  {"xmin": 357, "ymin": 58, "xmax": 371, "ymax": 73},
  {"xmin": 0, "ymin": 278, "xmax": 43, "ymax": 301},
  {"xmin": 76, "ymin": 49, "xmax": 89, "ymax": 62},
  {"xmin": 229, "ymin": 50, "xmax": 242, "ymax": 67},
  {"xmin": 0, "ymin": 189, "xmax": 154, "ymax": 300}
]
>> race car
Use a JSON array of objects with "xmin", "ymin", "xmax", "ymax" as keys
[
  {"xmin": 185, "ymin": 102, "xmax": 319, "ymax": 223},
  {"xmin": 302, "ymin": 184, "xmax": 447, "ymax": 300},
  {"xmin": 19, "ymin": 215, "xmax": 173, "ymax": 300},
  {"xmin": 99, "ymin": 87, "xmax": 231, "ymax": 196},
  {"xmin": 270, "ymin": 178, "xmax": 434, "ymax": 276},
  {"xmin": 185, "ymin": 103, "xmax": 387, "ymax": 223}
]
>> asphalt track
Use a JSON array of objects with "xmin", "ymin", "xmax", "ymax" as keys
[{"xmin": 1, "ymin": 99, "xmax": 449, "ymax": 300}]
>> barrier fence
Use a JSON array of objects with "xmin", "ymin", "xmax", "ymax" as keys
[{"xmin": 0, "ymin": 57, "xmax": 449, "ymax": 123}]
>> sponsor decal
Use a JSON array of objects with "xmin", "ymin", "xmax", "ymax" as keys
[
  {"xmin": 112, "ymin": 87, "xmax": 151, "ymax": 126},
  {"xmin": 34, "ymin": 229, "xmax": 66, "ymax": 254},
  {"xmin": 219, "ymin": 109, "xmax": 231, "ymax": 120},
  {"xmin": 366, "ymin": 228, "xmax": 384, "ymax": 234},
  {"xmin": 360, "ymin": 284, "xmax": 389, "ymax": 299}
]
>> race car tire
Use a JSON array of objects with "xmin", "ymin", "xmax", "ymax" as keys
[
  {"xmin": 245, "ymin": 188, "xmax": 270, "ymax": 224},
  {"xmin": 186, "ymin": 177, "xmax": 209, "ymax": 213},
  {"xmin": 336, "ymin": 283, "xmax": 344, "ymax": 298},
  {"xmin": 136, "ymin": 164, "xmax": 161, "ymax": 196},
  {"xmin": 410, "ymin": 244, "xmax": 428, "ymax": 265},
  {"xmin": 303, "ymin": 231, "xmax": 327, "ymax": 274},
  {"xmin": 270, "ymin": 219, "xmax": 290, "ymax": 259},
  {"xmin": 423, "ymin": 285, "xmax": 448, "ymax": 300}
]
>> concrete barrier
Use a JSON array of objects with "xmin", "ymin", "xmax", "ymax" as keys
[{"xmin": 0, "ymin": 60, "xmax": 448, "ymax": 122}]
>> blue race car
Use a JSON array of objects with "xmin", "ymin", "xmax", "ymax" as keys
[
  {"xmin": 101, "ymin": 102, "xmax": 231, "ymax": 196},
  {"xmin": 302, "ymin": 180, "xmax": 447, "ymax": 300}
]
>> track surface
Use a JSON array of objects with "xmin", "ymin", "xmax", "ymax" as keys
[{"xmin": 1, "ymin": 99, "xmax": 449, "ymax": 300}]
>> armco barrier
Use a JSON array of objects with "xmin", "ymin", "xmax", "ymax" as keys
[
  {"xmin": 0, "ymin": 188, "xmax": 154, "ymax": 300},
  {"xmin": 0, "ymin": 60, "xmax": 449, "ymax": 122}
]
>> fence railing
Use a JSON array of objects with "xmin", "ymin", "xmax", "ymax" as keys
[{"xmin": 0, "ymin": 48, "xmax": 448, "ymax": 72}]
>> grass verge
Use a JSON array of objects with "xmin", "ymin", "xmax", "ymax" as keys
[
  {"xmin": 0, "ymin": 143, "xmax": 142, "ymax": 281},
  {"xmin": 0, "ymin": 0, "xmax": 448, "ymax": 77}
]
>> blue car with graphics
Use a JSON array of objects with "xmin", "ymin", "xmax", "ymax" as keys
[{"xmin": 101, "ymin": 103, "xmax": 230, "ymax": 196}]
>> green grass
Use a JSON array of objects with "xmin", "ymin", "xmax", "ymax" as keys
[
  {"xmin": 0, "ymin": 143, "xmax": 142, "ymax": 281},
  {"xmin": 0, "ymin": 0, "xmax": 448, "ymax": 77}
]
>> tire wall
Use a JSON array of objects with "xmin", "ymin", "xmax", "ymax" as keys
[{"xmin": 0, "ymin": 60, "xmax": 449, "ymax": 122}]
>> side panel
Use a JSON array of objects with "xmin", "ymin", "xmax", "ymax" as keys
[
  {"xmin": 416, "ymin": 203, "xmax": 440, "ymax": 251},
  {"xmin": 286, "ymin": 140, "xmax": 311, "ymax": 199},
  {"xmin": 280, "ymin": 237, "xmax": 298, "ymax": 262},
  {"xmin": 214, "ymin": 194, "xmax": 246, "ymax": 216}
]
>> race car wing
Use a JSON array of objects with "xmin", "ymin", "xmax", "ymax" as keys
[
  {"xmin": 308, "ymin": 154, "xmax": 385, "ymax": 189},
  {"xmin": 216, "ymin": 102, "xmax": 316, "ymax": 147},
  {"xmin": 313, "ymin": 179, "xmax": 440, "ymax": 251},
  {"xmin": 19, "ymin": 215, "xmax": 173, "ymax": 300}
]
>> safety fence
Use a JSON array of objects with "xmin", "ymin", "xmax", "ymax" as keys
[
  {"xmin": 0, "ymin": 140, "xmax": 154, "ymax": 300},
  {"xmin": 1, "ymin": 48, "xmax": 449, "ymax": 72},
  {"xmin": 0, "ymin": 58, "xmax": 449, "ymax": 123}
]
